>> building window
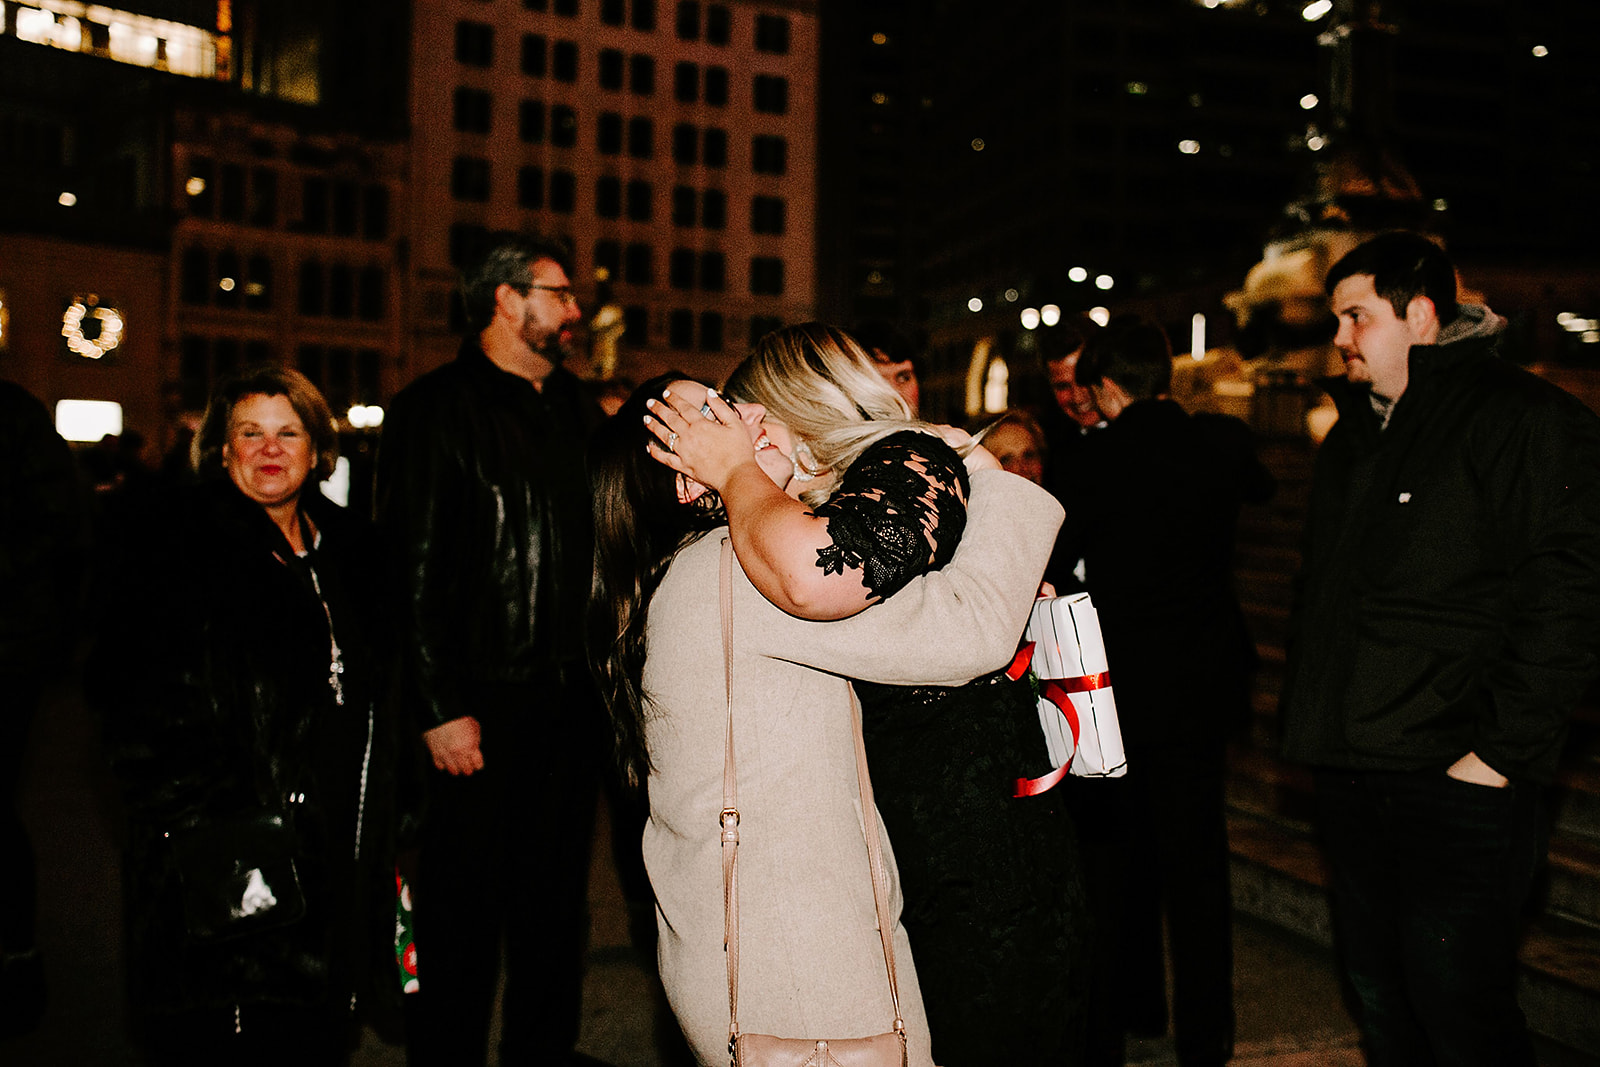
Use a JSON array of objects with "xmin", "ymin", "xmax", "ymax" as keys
[
  {"xmin": 674, "ymin": 61, "xmax": 697, "ymax": 102},
  {"xmin": 555, "ymin": 0, "xmax": 578, "ymax": 15},
  {"xmin": 702, "ymin": 189, "xmax": 726, "ymax": 229},
  {"xmin": 623, "ymin": 305, "xmax": 649, "ymax": 346},
  {"xmin": 625, "ymin": 241, "xmax": 653, "ymax": 284},
  {"xmin": 449, "ymin": 223, "xmax": 489, "ymax": 267},
  {"xmin": 596, "ymin": 177, "xmax": 622, "ymax": 218},
  {"xmin": 599, "ymin": 48, "xmax": 624, "ymax": 90},
  {"xmin": 751, "ymin": 256, "xmax": 784, "ymax": 295},
  {"xmin": 362, "ymin": 185, "xmax": 389, "ymax": 239},
  {"xmin": 675, "ymin": 1, "xmax": 699, "ymax": 40},
  {"xmin": 524, "ymin": 0, "xmax": 547, "ymax": 8},
  {"xmin": 754, "ymin": 75, "xmax": 788, "ymax": 115},
  {"xmin": 703, "ymin": 128, "xmax": 727, "ymax": 168},
  {"xmin": 299, "ymin": 260, "xmax": 325, "ymax": 316},
  {"xmin": 521, "ymin": 34, "xmax": 547, "ymax": 76},
  {"xmin": 627, "ymin": 117, "xmax": 653, "ymax": 158},
  {"xmin": 553, "ymin": 40, "xmax": 578, "ymax": 81},
  {"xmin": 249, "ymin": 167, "xmax": 277, "ymax": 227},
  {"xmin": 669, "ymin": 248, "xmax": 695, "ymax": 289},
  {"xmin": 700, "ymin": 251, "xmax": 725, "ymax": 291},
  {"xmin": 601, "ymin": 0, "xmax": 624, "ymax": 24},
  {"xmin": 671, "ymin": 185, "xmax": 695, "ymax": 226},
  {"xmin": 633, "ymin": 0, "xmax": 657, "ymax": 31},
  {"xmin": 518, "ymin": 166, "xmax": 545, "ymax": 208},
  {"xmin": 752, "ymin": 135, "xmax": 787, "ymax": 175},
  {"xmin": 219, "ymin": 164, "xmax": 245, "ymax": 221},
  {"xmin": 181, "ymin": 247, "xmax": 209, "ymax": 304},
  {"xmin": 451, "ymin": 156, "xmax": 491, "ymax": 202},
  {"xmin": 629, "ymin": 53, "xmax": 655, "ymax": 94},
  {"xmin": 699, "ymin": 310, "xmax": 724, "ymax": 351},
  {"xmin": 454, "ymin": 87, "xmax": 492, "ymax": 133},
  {"xmin": 594, "ymin": 239, "xmax": 621, "ymax": 278},
  {"xmin": 704, "ymin": 66, "xmax": 728, "ymax": 106},
  {"xmin": 706, "ymin": 3, "xmax": 729, "ymax": 45},
  {"xmin": 598, "ymin": 112, "xmax": 623, "ymax": 154},
  {"xmin": 359, "ymin": 266, "xmax": 386, "ymax": 320},
  {"xmin": 301, "ymin": 177, "xmax": 329, "ymax": 232},
  {"xmin": 751, "ymin": 195, "xmax": 785, "ymax": 234},
  {"xmin": 754, "ymin": 14, "xmax": 789, "ymax": 54},
  {"xmin": 671, "ymin": 123, "xmax": 697, "ymax": 165},
  {"xmin": 456, "ymin": 21, "xmax": 494, "ymax": 66},
  {"xmin": 551, "ymin": 105, "xmax": 578, "ymax": 147},
  {"xmin": 246, "ymin": 255, "xmax": 273, "ymax": 310},
  {"xmin": 749, "ymin": 314, "xmax": 783, "ymax": 345},
  {"xmin": 550, "ymin": 169, "xmax": 576, "ymax": 212},
  {"xmin": 519, "ymin": 100, "xmax": 546, "ymax": 142},
  {"xmin": 669, "ymin": 308, "xmax": 694, "ymax": 350},
  {"xmin": 627, "ymin": 180, "xmax": 653, "ymax": 221},
  {"xmin": 329, "ymin": 265, "xmax": 354, "ymax": 318},
  {"xmin": 333, "ymin": 182, "xmax": 359, "ymax": 236}
]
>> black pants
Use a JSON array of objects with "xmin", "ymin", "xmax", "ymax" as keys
[
  {"xmin": 405, "ymin": 676, "xmax": 602, "ymax": 1066},
  {"xmin": 1071, "ymin": 746, "xmax": 1235, "ymax": 1067},
  {"xmin": 1314, "ymin": 767, "xmax": 1545, "ymax": 1067},
  {"xmin": 142, "ymin": 1003, "xmax": 354, "ymax": 1066}
]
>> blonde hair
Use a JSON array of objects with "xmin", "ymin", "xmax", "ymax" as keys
[{"xmin": 724, "ymin": 322, "xmax": 954, "ymax": 504}]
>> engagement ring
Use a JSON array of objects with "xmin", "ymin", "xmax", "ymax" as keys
[{"xmin": 667, "ymin": 431, "xmax": 679, "ymax": 450}]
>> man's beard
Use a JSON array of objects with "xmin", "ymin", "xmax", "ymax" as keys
[{"xmin": 522, "ymin": 311, "xmax": 567, "ymax": 364}]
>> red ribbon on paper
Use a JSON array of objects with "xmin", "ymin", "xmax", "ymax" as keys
[{"xmin": 1012, "ymin": 668, "xmax": 1113, "ymax": 798}]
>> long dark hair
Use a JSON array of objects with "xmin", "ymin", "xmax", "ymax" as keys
[{"xmin": 588, "ymin": 374, "xmax": 725, "ymax": 790}]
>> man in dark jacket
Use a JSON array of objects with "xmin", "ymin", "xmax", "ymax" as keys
[
  {"xmin": 1281, "ymin": 231, "xmax": 1600, "ymax": 1065},
  {"xmin": 1064, "ymin": 320, "xmax": 1273, "ymax": 1067},
  {"xmin": 376, "ymin": 233, "xmax": 605, "ymax": 1065}
]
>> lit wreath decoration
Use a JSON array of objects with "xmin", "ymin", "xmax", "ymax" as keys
[{"xmin": 62, "ymin": 295, "xmax": 125, "ymax": 359}]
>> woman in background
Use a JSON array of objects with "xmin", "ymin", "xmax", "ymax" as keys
[{"xmin": 90, "ymin": 367, "xmax": 396, "ymax": 1066}]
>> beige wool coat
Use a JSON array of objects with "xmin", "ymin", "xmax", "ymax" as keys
[{"xmin": 641, "ymin": 469, "xmax": 1065, "ymax": 1066}]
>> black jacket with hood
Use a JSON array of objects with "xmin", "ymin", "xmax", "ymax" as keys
[{"xmin": 1280, "ymin": 306, "xmax": 1600, "ymax": 784}]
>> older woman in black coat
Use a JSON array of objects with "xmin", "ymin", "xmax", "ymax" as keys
[{"xmin": 90, "ymin": 368, "xmax": 397, "ymax": 1066}]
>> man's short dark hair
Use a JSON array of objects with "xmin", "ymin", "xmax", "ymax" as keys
[
  {"xmin": 1037, "ymin": 315, "xmax": 1095, "ymax": 365},
  {"xmin": 1326, "ymin": 231, "xmax": 1458, "ymax": 328},
  {"xmin": 1075, "ymin": 317, "xmax": 1172, "ymax": 401},
  {"xmin": 850, "ymin": 319, "xmax": 922, "ymax": 375},
  {"xmin": 459, "ymin": 231, "xmax": 575, "ymax": 331}
]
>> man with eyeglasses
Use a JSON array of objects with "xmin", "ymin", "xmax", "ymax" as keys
[{"xmin": 377, "ymin": 232, "xmax": 606, "ymax": 1066}]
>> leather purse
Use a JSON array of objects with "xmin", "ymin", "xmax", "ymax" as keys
[
  {"xmin": 718, "ymin": 540, "xmax": 909, "ymax": 1067},
  {"xmin": 170, "ymin": 811, "xmax": 306, "ymax": 942}
]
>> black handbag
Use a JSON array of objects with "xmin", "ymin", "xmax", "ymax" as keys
[{"xmin": 170, "ymin": 812, "xmax": 306, "ymax": 942}]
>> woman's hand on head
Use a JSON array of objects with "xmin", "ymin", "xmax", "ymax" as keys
[{"xmin": 644, "ymin": 387, "xmax": 761, "ymax": 495}]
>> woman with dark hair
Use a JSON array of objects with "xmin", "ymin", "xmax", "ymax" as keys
[
  {"xmin": 89, "ymin": 367, "xmax": 396, "ymax": 1066},
  {"xmin": 639, "ymin": 324, "xmax": 1090, "ymax": 1065},
  {"xmin": 590, "ymin": 362, "xmax": 1064, "ymax": 1066}
]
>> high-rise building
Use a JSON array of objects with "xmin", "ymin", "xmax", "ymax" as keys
[{"xmin": 406, "ymin": 0, "xmax": 818, "ymax": 386}]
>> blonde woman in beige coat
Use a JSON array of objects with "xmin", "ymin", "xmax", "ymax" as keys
[{"xmin": 590, "ymin": 346, "xmax": 1063, "ymax": 1063}]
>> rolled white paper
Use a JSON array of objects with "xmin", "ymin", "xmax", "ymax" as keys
[{"xmin": 1023, "ymin": 593, "xmax": 1128, "ymax": 778}]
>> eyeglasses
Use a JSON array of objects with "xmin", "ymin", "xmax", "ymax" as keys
[{"xmin": 526, "ymin": 283, "xmax": 579, "ymax": 307}]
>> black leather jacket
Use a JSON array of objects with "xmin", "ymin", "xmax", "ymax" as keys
[
  {"xmin": 90, "ymin": 480, "xmax": 396, "ymax": 1016},
  {"xmin": 376, "ymin": 341, "xmax": 602, "ymax": 728}
]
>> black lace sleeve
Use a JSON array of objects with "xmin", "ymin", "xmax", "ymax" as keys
[{"xmin": 811, "ymin": 430, "xmax": 970, "ymax": 601}]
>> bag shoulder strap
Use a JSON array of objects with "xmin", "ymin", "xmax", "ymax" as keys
[{"xmin": 719, "ymin": 539, "xmax": 905, "ymax": 1051}]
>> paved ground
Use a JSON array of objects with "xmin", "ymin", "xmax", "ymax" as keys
[{"xmin": 5, "ymin": 676, "xmax": 1367, "ymax": 1066}]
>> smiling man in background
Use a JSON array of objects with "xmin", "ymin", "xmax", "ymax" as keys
[{"xmin": 1281, "ymin": 230, "xmax": 1600, "ymax": 1065}]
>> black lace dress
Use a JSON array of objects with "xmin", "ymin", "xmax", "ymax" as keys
[{"xmin": 813, "ymin": 431, "xmax": 1089, "ymax": 1065}]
